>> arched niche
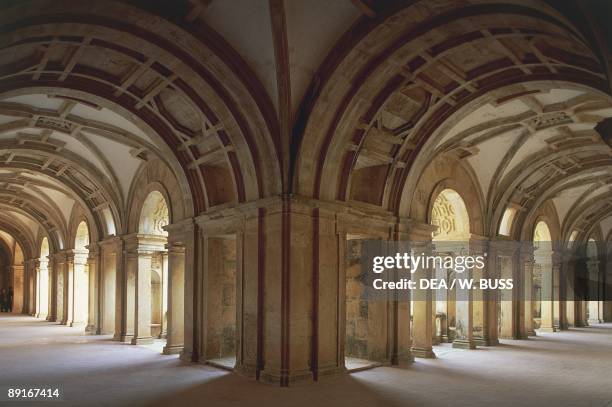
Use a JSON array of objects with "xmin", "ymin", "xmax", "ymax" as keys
[
  {"xmin": 428, "ymin": 187, "xmax": 472, "ymax": 344},
  {"xmin": 430, "ymin": 188, "xmax": 471, "ymax": 242},
  {"xmin": 139, "ymin": 191, "xmax": 170, "ymax": 237},
  {"xmin": 412, "ymin": 155, "xmax": 485, "ymax": 237}
]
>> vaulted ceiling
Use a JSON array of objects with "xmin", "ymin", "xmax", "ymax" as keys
[{"xmin": 0, "ymin": 0, "xmax": 610, "ymax": 256}]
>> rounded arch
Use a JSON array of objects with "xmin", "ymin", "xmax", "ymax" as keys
[
  {"xmin": 74, "ymin": 221, "xmax": 90, "ymax": 252},
  {"xmin": 429, "ymin": 188, "xmax": 471, "ymax": 241},
  {"xmin": 40, "ymin": 237, "xmax": 49, "ymax": 258},
  {"xmin": 411, "ymin": 155, "xmax": 485, "ymax": 237},
  {"xmin": 292, "ymin": 0, "xmax": 610, "ymax": 218},
  {"xmin": 68, "ymin": 204, "xmax": 97, "ymax": 250},
  {"xmin": 522, "ymin": 201, "xmax": 562, "ymax": 243},
  {"xmin": 0, "ymin": 0, "xmax": 282, "ymax": 215},
  {"xmin": 126, "ymin": 159, "xmax": 183, "ymax": 234},
  {"xmin": 138, "ymin": 191, "xmax": 169, "ymax": 237},
  {"xmin": 534, "ymin": 220, "xmax": 552, "ymax": 242}
]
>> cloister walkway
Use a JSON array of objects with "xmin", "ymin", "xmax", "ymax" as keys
[{"xmin": 0, "ymin": 314, "xmax": 610, "ymax": 406}]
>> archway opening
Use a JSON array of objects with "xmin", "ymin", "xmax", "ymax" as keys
[
  {"xmin": 533, "ymin": 221, "xmax": 555, "ymax": 332},
  {"xmin": 430, "ymin": 189, "xmax": 471, "ymax": 347},
  {"xmin": 344, "ymin": 235, "xmax": 386, "ymax": 372},
  {"xmin": 136, "ymin": 191, "xmax": 169, "ymax": 351},
  {"xmin": 36, "ymin": 237, "xmax": 50, "ymax": 319},
  {"xmin": 204, "ymin": 234, "xmax": 238, "ymax": 370}
]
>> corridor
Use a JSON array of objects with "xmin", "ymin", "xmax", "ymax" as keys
[{"xmin": 0, "ymin": 314, "xmax": 610, "ymax": 407}]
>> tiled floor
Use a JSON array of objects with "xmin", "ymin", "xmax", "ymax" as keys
[{"xmin": 0, "ymin": 313, "xmax": 611, "ymax": 407}]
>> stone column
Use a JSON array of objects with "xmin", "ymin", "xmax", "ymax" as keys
[
  {"xmin": 91, "ymin": 237, "xmax": 118, "ymax": 337},
  {"xmin": 124, "ymin": 234, "xmax": 166, "ymax": 345},
  {"xmin": 521, "ymin": 247, "xmax": 536, "ymax": 336},
  {"xmin": 132, "ymin": 249, "xmax": 153, "ymax": 344},
  {"xmin": 163, "ymin": 238, "xmax": 185, "ymax": 355},
  {"xmin": 117, "ymin": 237, "xmax": 135, "ymax": 342},
  {"xmin": 70, "ymin": 252, "xmax": 89, "ymax": 328},
  {"xmin": 552, "ymin": 252, "xmax": 563, "ymax": 330},
  {"xmin": 235, "ymin": 210, "xmax": 260, "ymax": 377},
  {"xmin": 177, "ymin": 220, "xmax": 197, "ymax": 362},
  {"xmin": 409, "ymin": 223, "xmax": 437, "ymax": 358},
  {"xmin": 472, "ymin": 236, "xmax": 497, "ymax": 346},
  {"xmin": 587, "ymin": 258, "xmax": 602, "ymax": 324},
  {"xmin": 453, "ymin": 240, "xmax": 476, "ymax": 350},
  {"xmin": 11, "ymin": 263, "xmax": 24, "ymax": 314},
  {"xmin": 54, "ymin": 253, "xmax": 65, "ymax": 323},
  {"xmin": 62, "ymin": 251, "xmax": 75, "ymax": 326},
  {"xmin": 21, "ymin": 262, "xmax": 29, "ymax": 315},
  {"xmin": 257, "ymin": 198, "xmax": 315, "ymax": 384},
  {"xmin": 497, "ymin": 253, "xmax": 516, "ymax": 339},
  {"xmin": 563, "ymin": 253, "xmax": 576, "ymax": 328},
  {"xmin": 161, "ymin": 251, "xmax": 168, "ymax": 338},
  {"xmin": 47, "ymin": 255, "xmax": 57, "ymax": 322},
  {"xmin": 34, "ymin": 260, "xmax": 45, "ymax": 318},
  {"xmin": 99, "ymin": 238, "xmax": 119, "ymax": 335},
  {"xmin": 30, "ymin": 259, "xmax": 38, "ymax": 316},
  {"xmin": 538, "ymin": 249, "xmax": 555, "ymax": 332},
  {"xmin": 85, "ymin": 245, "xmax": 100, "ymax": 334},
  {"xmin": 391, "ymin": 226, "xmax": 413, "ymax": 365}
]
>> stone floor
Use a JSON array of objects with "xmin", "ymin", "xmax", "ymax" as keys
[{"xmin": 0, "ymin": 313, "xmax": 611, "ymax": 407}]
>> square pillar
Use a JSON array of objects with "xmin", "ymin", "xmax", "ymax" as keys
[
  {"xmin": 163, "ymin": 239, "xmax": 185, "ymax": 355},
  {"xmin": 86, "ymin": 245, "xmax": 100, "ymax": 334},
  {"xmin": 521, "ymin": 248, "xmax": 536, "ymax": 336},
  {"xmin": 453, "ymin": 242, "xmax": 475, "ymax": 350},
  {"xmin": 62, "ymin": 252, "xmax": 75, "ymax": 326},
  {"xmin": 409, "ymin": 223, "xmax": 437, "ymax": 358},
  {"xmin": 98, "ymin": 238, "xmax": 119, "ymax": 335},
  {"xmin": 132, "ymin": 250, "xmax": 153, "ymax": 345},
  {"xmin": 71, "ymin": 253, "xmax": 89, "ymax": 328}
]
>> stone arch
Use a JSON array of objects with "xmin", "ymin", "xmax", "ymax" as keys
[
  {"xmin": 522, "ymin": 201, "xmax": 561, "ymax": 243},
  {"xmin": 0, "ymin": 0, "xmax": 282, "ymax": 215},
  {"xmin": 138, "ymin": 191, "xmax": 170, "ymax": 237},
  {"xmin": 68, "ymin": 205, "xmax": 97, "ymax": 249},
  {"xmin": 411, "ymin": 155, "xmax": 485, "ymax": 237},
  {"xmin": 293, "ymin": 0, "xmax": 610, "ymax": 214},
  {"xmin": 127, "ymin": 159, "xmax": 184, "ymax": 234}
]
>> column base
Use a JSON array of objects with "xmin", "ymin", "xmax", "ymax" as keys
[
  {"xmin": 179, "ymin": 350, "xmax": 194, "ymax": 362},
  {"xmin": 452, "ymin": 339, "xmax": 476, "ymax": 349},
  {"xmin": 259, "ymin": 368, "xmax": 313, "ymax": 385},
  {"xmin": 475, "ymin": 337, "xmax": 499, "ymax": 346},
  {"xmin": 235, "ymin": 364, "xmax": 258, "ymax": 379},
  {"xmin": 392, "ymin": 353, "xmax": 414, "ymax": 366},
  {"xmin": 131, "ymin": 336, "xmax": 154, "ymax": 345},
  {"xmin": 410, "ymin": 346, "xmax": 436, "ymax": 358},
  {"xmin": 526, "ymin": 329, "xmax": 536, "ymax": 336},
  {"xmin": 588, "ymin": 319, "xmax": 603, "ymax": 325},
  {"xmin": 84, "ymin": 325, "xmax": 97, "ymax": 334},
  {"xmin": 117, "ymin": 334, "xmax": 134, "ymax": 343},
  {"xmin": 538, "ymin": 326, "xmax": 556, "ymax": 332},
  {"xmin": 315, "ymin": 365, "xmax": 346, "ymax": 378},
  {"xmin": 162, "ymin": 344, "xmax": 184, "ymax": 355}
]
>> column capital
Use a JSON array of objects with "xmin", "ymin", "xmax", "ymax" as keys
[
  {"xmin": 166, "ymin": 241, "xmax": 186, "ymax": 254},
  {"xmin": 123, "ymin": 233, "xmax": 166, "ymax": 253},
  {"xmin": 403, "ymin": 221, "xmax": 436, "ymax": 242}
]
